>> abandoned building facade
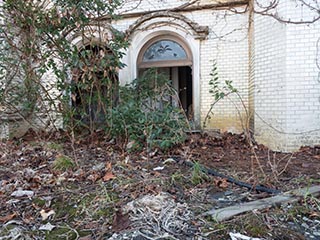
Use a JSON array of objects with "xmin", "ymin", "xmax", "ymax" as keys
[{"xmin": 1, "ymin": 0, "xmax": 320, "ymax": 152}]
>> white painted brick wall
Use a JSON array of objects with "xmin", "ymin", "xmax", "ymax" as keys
[
  {"xmin": 117, "ymin": 0, "xmax": 241, "ymax": 14},
  {"xmin": 253, "ymin": 0, "xmax": 320, "ymax": 151},
  {"xmin": 114, "ymin": 6, "xmax": 250, "ymax": 133},
  {"xmin": 253, "ymin": 8, "xmax": 287, "ymax": 150},
  {"xmin": 2, "ymin": 0, "xmax": 318, "ymax": 152},
  {"xmin": 117, "ymin": 0, "xmax": 186, "ymax": 14},
  {"xmin": 0, "ymin": 0, "xmax": 250, "ymax": 138},
  {"xmin": 192, "ymin": 9, "xmax": 249, "ymax": 132}
]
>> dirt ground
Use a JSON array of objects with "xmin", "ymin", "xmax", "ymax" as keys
[{"xmin": 0, "ymin": 131, "xmax": 319, "ymax": 239}]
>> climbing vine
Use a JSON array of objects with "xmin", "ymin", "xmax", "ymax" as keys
[{"xmin": 0, "ymin": 0, "xmax": 126, "ymax": 134}]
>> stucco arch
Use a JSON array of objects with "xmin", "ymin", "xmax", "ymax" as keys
[
  {"xmin": 126, "ymin": 11, "xmax": 209, "ymax": 40},
  {"xmin": 67, "ymin": 23, "xmax": 116, "ymax": 49},
  {"xmin": 120, "ymin": 13, "xmax": 208, "ymax": 128},
  {"xmin": 137, "ymin": 33, "xmax": 193, "ymax": 68}
]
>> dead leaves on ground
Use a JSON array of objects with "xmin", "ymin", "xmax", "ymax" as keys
[
  {"xmin": 1, "ymin": 132, "xmax": 320, "ymax": 239},
  {"xmin": 112, "ymin": 210, "xmax": 130, "ymax": 232},
  {"xmin": 103, "ymin": 162, "xmax": 116, "ymax": 181},
  {"xmin": 0, "ymin": 140, "xmax": 119, "ymax": 238},
  {"xmin": 103, "ymin": 171, "xmax": 116, "ymax": 181},
  {"xmin": 84, "ymin": 161, "xmax": 117, "ymax": 183},
  {"xmin": 214, "ymin": 177, "xmax": 229, "ymax": 189},
  {"xmin": 0, "ymin": 213, "xmax": 16, "ymax": 223},
  {"xmin": 87, "ymin": 162, "xmax": 116, "ymax": 182}
]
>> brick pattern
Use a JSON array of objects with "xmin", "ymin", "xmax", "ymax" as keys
[
  {"xmin": 117, "ymin": 0, "xmax": 236, "ymax": 14},
  {"xmin": 113, "ymin": 6, "xmax": 250, "ymax": 133},
  {"xmin": 248, "ymin": 9, "xmax": 255, "ymax": 131},
  {"xmin": 284, "ymin": 21, "xmax": 320, "ymax": 150},
  {"xmin": 253, "ymin": 1, "xmax": 320, "ymax": 151},
  {"xmin": 253, "ymin": 11, "xmax": 287, "ymax": 150},
  {"xmin": 188, "ymin": 9, "xmax": 249, "ymax": 132},
  {"xmin": 117, "ymin": 0, "xmax": 186, "ymax": 14},
  {"xmin": 1, "ymin": 0, "xmax": 319, "ymax": 152}
]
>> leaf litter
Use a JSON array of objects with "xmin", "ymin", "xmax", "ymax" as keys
[{"xmin": 0, "ymin": 131, "xmax": 320, "ymax": 239}]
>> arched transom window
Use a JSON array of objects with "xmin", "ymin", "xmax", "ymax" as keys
[
  {"xmin": 138, "ymin": 36, "xmax": 192, "ymax": 68},
  {"xmin": 137, "ymin": 35, "xmax": 194, "ymax": 121}
]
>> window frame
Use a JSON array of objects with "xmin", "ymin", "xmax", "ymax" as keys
[{"xmin": 137, "ymin": 35, "xmax": 193, "ymax": 69}]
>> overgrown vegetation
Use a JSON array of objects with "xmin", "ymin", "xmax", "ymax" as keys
[
  {"xmin": 0, "ymin": 1, "xmax": 187, "ymax": 151},
  {"xmin": 1, "ymin": 125, "xmax": 319, "ymax": 239},
  {"xmin": 53, "ymin": 154, "xmax": 76, "ymax": 171},
  {"xmin": 109, "ymin": 69, "xmax": 188, "ymax": 151},
  {"xmin": 204, "ymin": 61, "xmax": 295, "ymax": 183},
  {"xmin": 203, "ymin": 61, "xmax": 238, "ymax": 129},
  {"xmin": 191, "ymin": 161, "xmax": 209, "ymax": 185},
  {"xmin": 0, "ymin": 0, "xmax": 125, "ymax": 131}
]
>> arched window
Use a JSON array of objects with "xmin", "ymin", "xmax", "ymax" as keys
[
  {"xmin": 137, "ymin": 36, "xmax": 193, "ymax": 120},
  {"xmin": 138, "ymin": 36, "xmax": 192, "ymax": 69},
  {"xmin": 143, "ymin": 40, "xmax": 187, "ymax": 61},
  {"xmin": 72, "ymin": 44, "xmax": 118, "ymax": 127}
]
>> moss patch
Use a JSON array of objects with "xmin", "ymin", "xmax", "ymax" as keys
[{"xmin": 52, "ymin": 155, "xmax": 75, "ymax": 171}]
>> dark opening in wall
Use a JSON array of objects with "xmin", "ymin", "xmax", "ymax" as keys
[
  {"xmin": 137, "ymin": 36, "xmax": 194, "ymax": 121},
  {"xmin": 72, "ymin": 44, "xmax": 118, "ymax": 127}
]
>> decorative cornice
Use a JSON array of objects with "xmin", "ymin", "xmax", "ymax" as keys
[
  {"xmin": 112, "ymin": 1, "xmax": 249, "ymax": 19},
  {"xmin": 126, "ymin": 11, "xmax": 209, "ymax": 40}
]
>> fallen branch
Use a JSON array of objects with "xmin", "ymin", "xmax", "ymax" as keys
[{"xmin": 202, "ymin": 185, "xmax": 320, "ymax": 221}]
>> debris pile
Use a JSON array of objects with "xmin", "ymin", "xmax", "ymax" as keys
[{"xmin": 109, "ymin": 192, "xmax": 198, "ymax": 240}]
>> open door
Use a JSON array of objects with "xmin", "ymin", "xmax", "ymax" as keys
[
  {"xmin": 139, "ymin": 66, "xmax": 193, "ymax": 120},
  {"xmin": 137, "ymin": 36, "xmax": 194, "ymax": 121}
]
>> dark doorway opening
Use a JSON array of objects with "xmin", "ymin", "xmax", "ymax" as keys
[
  {"xmin": 139, "ymin": 66, "xmax": 193, "ymax": 120},
  {"xmin": 178, "ymin": 66, "xmax": 193, "ymax": 120}
]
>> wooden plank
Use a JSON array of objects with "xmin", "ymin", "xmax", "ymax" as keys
[{"xmin": 202, "ymin": 185, "xmax": 320, "ymax": 221}]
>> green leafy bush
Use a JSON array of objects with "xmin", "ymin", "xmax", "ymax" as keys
[
  {"xmin": 203, "ymin": 61, "xmax": 238, "ymax": 128},
  {"xmin": 0, "ymin": 2, "xmax": 187, "ymax": 151},
  {"xmin": 108, "ymin": 69, "xmax": 188, "ymax": 151}
]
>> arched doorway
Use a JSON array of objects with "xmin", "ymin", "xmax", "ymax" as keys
[
  {"xmin": 72, "ymin": 44, "xmax": 118, "ymax": 128},
  {"xmin": 137, "ymin": 36, "xmax": 193, "ymax": 119}
]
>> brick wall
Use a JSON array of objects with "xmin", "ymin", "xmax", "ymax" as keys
[
  {"xmin": 2, "ymin": 0, "xmax": 318, "ymax": 152},
  {"xmin": 0, "ymin": 0, "xmax": 251, "ymax": 138},
  {"xmin": 284, "ymin": 6, "xmax": 320, "ymax": 150},
  {"xmin": 114, "ymin": 5, "xmax": 250, "ymax": 132},
  {"xmin": 253, "ymin": 1, "xmax": 320, "ymax": 151},
  {"xmin": 117, "ymin": 0, "xmax": 183, "ymax": 13},
  {"xmin": 189, "ymin": 9, "xmax": 249, "ymax": 132}
]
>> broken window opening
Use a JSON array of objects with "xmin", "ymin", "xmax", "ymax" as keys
[{"xmin": 72, "ymin": 44, "xmax": 119, "ymax": 127}]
